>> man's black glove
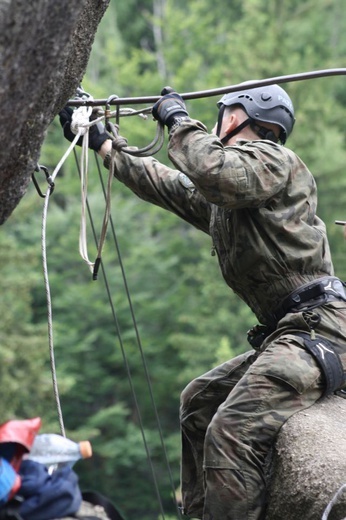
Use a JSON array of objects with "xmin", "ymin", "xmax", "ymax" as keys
[
  {"xmin": 59, "ymin": 106, "xmax": 110, "ymax": 152},
  {"xmin": 152, "ymin": 86, "xmax": 189, "ymax": 129}
]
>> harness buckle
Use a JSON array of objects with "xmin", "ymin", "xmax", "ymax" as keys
[{"xmin": 270, "ymin": 276, "xmax": 346, "ymax": 325}]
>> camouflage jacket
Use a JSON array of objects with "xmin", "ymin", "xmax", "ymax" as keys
[{"xmin": 111, "ymin": 119, "xmax": 333, "ymax": 324}]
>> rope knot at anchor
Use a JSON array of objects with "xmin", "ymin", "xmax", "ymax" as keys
[
  {"xmin": 104, "ymin": 120, "xmax": 127, "ymax": 150},
  {"xmin": 71, "ymin": 105, "xmax": 92, "ymax": 136}
]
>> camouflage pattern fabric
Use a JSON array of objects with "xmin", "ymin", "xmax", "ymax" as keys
[
  {"xmin": 112, "ymin": 119, "xmax": 333, "ymax": 325},
  {"xmin": 180, "ymin": 305, "xmax": 346, "ymax": 519},
  {"xmin": 108, "ymin": 119, "xmax": 346, "ymax": 519}
]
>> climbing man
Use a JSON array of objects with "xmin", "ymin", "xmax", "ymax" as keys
[{"xmin": 60, "ymin": 83, "xmax": 346, "ymax": 520}]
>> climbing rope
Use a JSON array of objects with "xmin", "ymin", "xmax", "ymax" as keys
[
  {"xmin": 72, "ymin": 101, "xmax": 115, "ymax": 277},
  {"xmin": 65, "ymin": 67, "xmax": 346, "ymax": 165},
  {"xmin": 39, "ymin": 130, "xmax": 84, "ymax": 436},
  {"xmin": 73, "ymin": 111, "xmax": 182, "ymax": 515},
  {"xmin": 67, "ymin": 94, "xmax": 167, "ymax": 277},
  {"xmin": 67, "ymin": 67, "xmax": 346, "ymax": 108},
  {"xmin": 116, "ymin": 119, "xmax": 165, "ymax": 157},
  {"xmin": 72, "ymin": 149, "xmax": 182, "ymax": 519},
  {"xmin": 35, "ymin": 105, "xmax": 182, "ymax": 518}
]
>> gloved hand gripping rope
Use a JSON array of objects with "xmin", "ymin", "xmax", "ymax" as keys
[
  {"xmin": 60, "ymin": 96, "xmax": 112, "ymax": 277},
  {"xmin": 58, "ymin": 88, "xmax": 172, "ymax": 279}
]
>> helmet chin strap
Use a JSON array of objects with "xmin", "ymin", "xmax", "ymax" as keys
[
  {"xmin": 216, "ymin": 104, "xmax": 252, "ymax": 144},
  {"xmin": 220, "ymin": 119, "xmax": 251, "ymax": 145},
  {"xmin": 216, "ymin": 105, "xmax": 279, "ymax": 145}
]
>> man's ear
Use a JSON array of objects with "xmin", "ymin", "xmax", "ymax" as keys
[{"xmin": 223, "ymin": 112, "xmax": 239, "ymax": 136}]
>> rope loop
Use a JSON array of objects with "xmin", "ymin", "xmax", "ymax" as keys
[
  {"xmin": 122, "ymin": 120, "xmax": 165, "ymax": 157},
  {"xmin": 112, "ymin": 134, "xmax": 129, "ymax": 152},
  {"xmin": 106, "ymin": 116, "xmax": 165, "ymax": 158}
]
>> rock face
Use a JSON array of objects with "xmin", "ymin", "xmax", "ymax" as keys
[
  {"xmin": 58, "ymin": 499, "xmax": 111, "ymax": 519},
  {"xmin": 266, "ymin": 395, "xmax": 346, "ymax": 520},
  {"xmin": 0, "ymin": 0, "xmax": 110, "ymax": 224}
]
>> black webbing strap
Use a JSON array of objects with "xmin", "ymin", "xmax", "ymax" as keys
[
  {"xmin": 220, "ymin": 118, "xmax": 251, "ymax": 144},
  {"xmin": 295, "ymin": 332, "xmax": 346, "ymax": 397},
  {"xmin": 272, "ymin": 282, "xmax": 326, "ymax": 323}
]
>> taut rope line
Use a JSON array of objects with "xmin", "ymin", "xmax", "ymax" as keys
[{"xmin": 67, "ymin": 68, "xmax": 346, "ymax": 107}]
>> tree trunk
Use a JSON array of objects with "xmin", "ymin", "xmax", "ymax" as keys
[
  {"xmin": 266, "ymin": 395, "xmax": 346, "ymax": 520},
  {"xmin": 0, "ymin": 0, "xmax": 110, "ymax": 225}
]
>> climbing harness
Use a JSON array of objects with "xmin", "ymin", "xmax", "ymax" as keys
[
  {"xmin": 295, "ymin": 332, "xmax": 346, "ymax": 397},
  {"xmin": 268, "ymin": 276, "xmax": 346, "ymax": 325}
]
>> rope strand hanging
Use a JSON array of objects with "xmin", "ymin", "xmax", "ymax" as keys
[
  {"xmin": 39, "ymin": 130, "xmax": 84, "ymax": 436},
  {"xmin": 72, "ymin": 149, "xmax": 183, "ymax": 519},
  {"xmin": 35, "ymin": 131, "xmax": 182, "ymax": 519},
  {"xmin": 67, "ymin": 92, "xmax": 168, "ymax": 278}
]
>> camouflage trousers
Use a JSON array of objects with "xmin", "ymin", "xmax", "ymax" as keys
[{"xmin": 180, "ymin": 302, "xmax": 346, "ymax": 520}]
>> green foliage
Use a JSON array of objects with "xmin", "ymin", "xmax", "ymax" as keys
[
  {"xmin": 2, "ymin": 0, "xmax": 346, "ymax": 518},
  {"xmin": 0, "ymin": 207, "xmax": 63, "ymax": 426}
]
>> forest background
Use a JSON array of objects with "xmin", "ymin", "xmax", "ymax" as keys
[{"xmin": 1, "ymin": 0, "xmax": 346, "ymax": 518}]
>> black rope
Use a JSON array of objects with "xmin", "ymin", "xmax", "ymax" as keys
[
  {"xmin": 94, "ymin": 152, "xmax": 183, "ymax": 518},
  {"xmin": 106, "ymin": 120, "xmax": 165, "ymax": 158},
  {"xmin": 119, "ymin": 121, "xmax": 165, "ymax": 157},
  {"xmin": 67, "ymin": 67, "xmax": 346, "ymax": 107},
  {"xmin": 73, "ymin": 148, "xmax": 182, "ymax": 519}
]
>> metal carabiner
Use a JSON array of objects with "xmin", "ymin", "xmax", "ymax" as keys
[
  {"xmin": 32, "ymin": 164, "xmax": 55, "ymax": 198},
  {"xmin": 75, "ymin": 85, "xmax": 93, "ymax": 103},
  {"xmin": 105, "ymin": 94, "xmax": 119, "ymax": 130}
]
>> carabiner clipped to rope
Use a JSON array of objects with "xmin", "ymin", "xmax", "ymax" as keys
[
  {"xmin": 32, "ymin": 164, "xmax": 55, "ymax": 198},
  {"xmin": 103, "ymin": 94, "xmax": 165, "ymax": 157},
  {"xmin": 105, "ymin": 94, "xmax": 120, "ymax": 129}
]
